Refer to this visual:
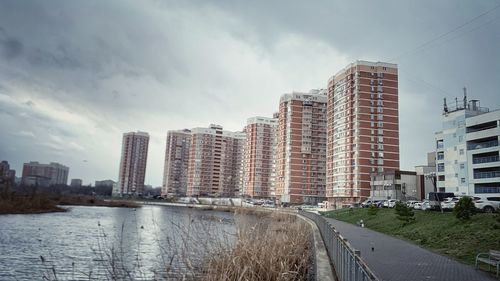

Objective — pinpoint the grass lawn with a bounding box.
[321,208,500,266]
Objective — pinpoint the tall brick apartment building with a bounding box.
[116,131,149,196]
[242,116,278,198]
[161,129,191,197]
[275,90,328,204]
[326,61,399,207]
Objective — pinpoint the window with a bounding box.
[460,163,465,169]
[461,178,465,184]
[437,163,445,172]
[459,149,464,155]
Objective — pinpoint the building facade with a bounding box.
[116,131,149,196]
[21,162,69,187]
[434,96,500,196]
[0,160,16,185]
[186,125,245,197]
[414,152,437,200]
[162,129,192,197]
[242,116,278,198]
[466,108,500,195]
[370,170,417,201]
[70,179,83,187]
[275,90,327,204]
[326,61,399,208]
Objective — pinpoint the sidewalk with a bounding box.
[324,218,496,281]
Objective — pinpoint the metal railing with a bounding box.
[473,171,500,179]
[299,211,380,281]
[472,155,499,164]
[467,140,498,150]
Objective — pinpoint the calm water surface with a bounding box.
[0,205,236,280]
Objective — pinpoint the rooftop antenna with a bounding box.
[443,98,448,113]
[463,87,467,109]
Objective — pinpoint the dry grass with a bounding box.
[0,191,65,215]
[203,210,312,281]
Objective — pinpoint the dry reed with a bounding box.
[203,210,312,281]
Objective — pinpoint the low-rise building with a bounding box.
[70,179,83,187]
[21,161,69,187]
[370,170,418,201]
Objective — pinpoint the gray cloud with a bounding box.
[0,0,499,185]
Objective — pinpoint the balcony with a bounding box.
[467,139,498,150]
[473,171,500,179]
[473,155,499,164]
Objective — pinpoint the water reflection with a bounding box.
[0,205,236,280]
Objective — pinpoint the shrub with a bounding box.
[394,201,415,225]
[368,204,379,216]
[453,197,477,221]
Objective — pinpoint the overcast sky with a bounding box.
[1,0,499,186]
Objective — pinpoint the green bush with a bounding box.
[394,201,415,225]
[368,204,379,216]
[453,197,477,221]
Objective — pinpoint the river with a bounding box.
[0,205,236,280]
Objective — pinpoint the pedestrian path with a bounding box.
[324,218,496,281]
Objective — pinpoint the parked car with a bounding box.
[428,192,455,209]
[440,197,460,210]
[474,196,500,213]
[384,199,399,208]
[413,202,423,210]
[406,200,419,208]
[361,200,373,208]
[421,200,431,211]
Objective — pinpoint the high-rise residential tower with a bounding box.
[326,61,399,207]
[162,129,191,197]
[186,124,245,197]
[116,131,149,196]
[275,90,328,204]
[242,116,278,198]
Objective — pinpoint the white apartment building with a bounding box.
[435,97,499,197]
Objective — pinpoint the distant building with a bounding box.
[21,162,69,187]
[435,94,499,196]
[414,152,437,200]
[242,116,278,198]
[116,131,149,196]
[0,160,16,185]
[186,124,245,197]
[162,129,191,197]
[326,61,400,207]
[95,179,116,187]
[370,170,417,201]
[275,90,328,204]
[70,179,83,187]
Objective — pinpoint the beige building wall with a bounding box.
[186,124,244,197]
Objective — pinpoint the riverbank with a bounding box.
[0,193,66,215]
[321,208,500,265]
[0,194,138,215]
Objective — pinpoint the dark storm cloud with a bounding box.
[0,37,23,59]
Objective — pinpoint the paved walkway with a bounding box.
[324,218,497,281]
